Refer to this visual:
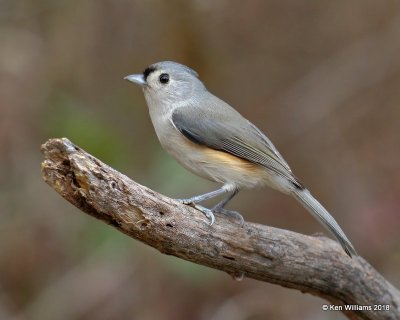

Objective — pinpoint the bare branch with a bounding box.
[41,138,400,320]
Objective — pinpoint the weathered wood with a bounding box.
[41,138,400,320]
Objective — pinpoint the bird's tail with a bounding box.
[291,188,357,257]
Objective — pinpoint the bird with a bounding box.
[124,61,357,257]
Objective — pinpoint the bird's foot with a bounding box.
[194,204,215,225]
[176,199,215,225]
[176,198,195,205]
[212,206,244,226]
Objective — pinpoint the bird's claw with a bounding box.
[194,205,215,225]
[176,197,244,226]
[176,199,215,225]
[212,206,244,226]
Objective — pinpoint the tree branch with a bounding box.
[41,138,399,320]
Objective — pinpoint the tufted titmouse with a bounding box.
[124,61,357,257]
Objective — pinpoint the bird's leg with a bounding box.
[176,187,228,205]
[176,187,230,225]
[212,189,238,208]
[211,189,244,225]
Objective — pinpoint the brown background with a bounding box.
[1,1,399,319]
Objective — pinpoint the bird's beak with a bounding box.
[124,74,147,86]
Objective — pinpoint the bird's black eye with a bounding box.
[159,73,169,84]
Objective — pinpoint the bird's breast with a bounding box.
[149,112,271,189]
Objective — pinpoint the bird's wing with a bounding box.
[171,106,303,189]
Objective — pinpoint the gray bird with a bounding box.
[124,61,357,257]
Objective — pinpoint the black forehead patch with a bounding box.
[143,66,157,81]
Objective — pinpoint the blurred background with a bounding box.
[1,1,400,319]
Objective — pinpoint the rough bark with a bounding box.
[41,138,400,320]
